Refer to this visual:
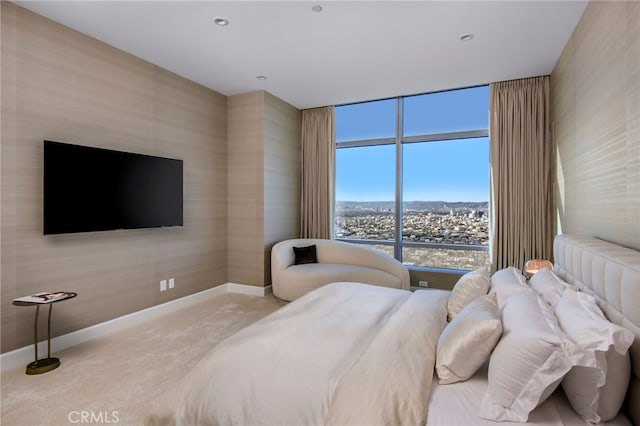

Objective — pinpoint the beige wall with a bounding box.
[263,92,302,284]
[227,92,265,286]
[1,3,228,352]
[409,269,462,291]
[227,91,301,287]
[551,1,639,251]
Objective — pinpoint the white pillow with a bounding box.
[489,267,529,308]
[479,290,575,422]
[447,266,490,321]
[529,268,574,308]
[555,289,634,423]
[436,293,502,384]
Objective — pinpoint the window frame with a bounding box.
[335,87,490,271]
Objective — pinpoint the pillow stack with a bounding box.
[555,288,634,423]
[477,267,634,423]
[479,289,575,422]
[529,268,634,422]
[437,266,528,388]
[440,265,634,423]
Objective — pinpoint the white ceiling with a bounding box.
[14,1,588,110]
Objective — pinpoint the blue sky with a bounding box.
[335,86,489,202]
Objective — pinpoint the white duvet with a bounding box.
[148,282,449,426]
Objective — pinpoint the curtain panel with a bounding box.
[300,106,335,239]
[489,76,553,271]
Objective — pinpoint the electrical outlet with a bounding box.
[169,278,175,289]
[418,280,429,288]
[160,280,167,291]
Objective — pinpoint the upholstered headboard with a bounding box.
[553,234,640,425]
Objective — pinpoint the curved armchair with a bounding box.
[271,239,410,301]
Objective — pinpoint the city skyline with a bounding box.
[335,201,489,270]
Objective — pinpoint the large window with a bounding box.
[335,86,489,270]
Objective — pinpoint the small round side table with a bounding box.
[13,292,77,375]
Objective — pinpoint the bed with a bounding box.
[148,234,639,425]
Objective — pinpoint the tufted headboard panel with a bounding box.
[553,234,640,425]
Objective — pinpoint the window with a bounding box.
[335,86,489,270]
[335,144,395,242]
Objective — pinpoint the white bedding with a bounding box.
[148,282,449,426]
[428,363,631,426]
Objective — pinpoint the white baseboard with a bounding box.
[1,282,272,373]
[228,283,272,296]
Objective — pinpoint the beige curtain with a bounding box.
[300,106,335,239]
[489,76,553,271]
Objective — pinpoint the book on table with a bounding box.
[13,291,75,304]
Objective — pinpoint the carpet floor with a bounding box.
[1,291,286,426]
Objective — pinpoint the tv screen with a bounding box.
[44,140,183,235]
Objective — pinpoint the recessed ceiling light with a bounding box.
[256,75,267,80]
[460,33,474,42]
[311,5,323,12]
[213,17,229,27]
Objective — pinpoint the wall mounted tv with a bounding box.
[44,140,183,235]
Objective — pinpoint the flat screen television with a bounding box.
[44,140,183,235]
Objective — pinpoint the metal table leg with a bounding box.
[25,304,60,375]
